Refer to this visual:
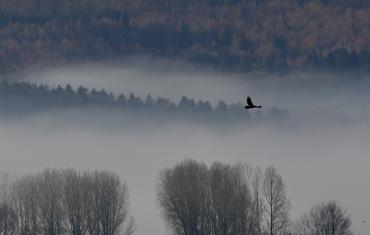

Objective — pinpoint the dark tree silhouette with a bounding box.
[295,200,353,235]
[0,169,134,235]
[0,80,289,125]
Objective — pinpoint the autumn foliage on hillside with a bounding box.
[0,0,369,73]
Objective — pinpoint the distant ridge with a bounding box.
[0,0,369,73]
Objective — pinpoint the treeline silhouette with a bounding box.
[0,0,369,73]
[0,80,288,124]
[0,161,353,234]
[0,169,134,235]
[157,160,354,235]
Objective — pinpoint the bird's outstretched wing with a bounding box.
[247,97,254,106]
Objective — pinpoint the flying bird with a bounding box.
[244,97,262,109]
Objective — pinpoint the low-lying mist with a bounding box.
[1,118,369,234]
[16,58,370,126]
[1,58,370,234]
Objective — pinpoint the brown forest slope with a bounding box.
[0,0,369,73]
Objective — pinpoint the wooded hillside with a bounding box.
[0,0,369,73]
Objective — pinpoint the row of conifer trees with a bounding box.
[0,80,288,123]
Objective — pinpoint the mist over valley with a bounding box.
[1,0,369,234]
[0,60,369,234]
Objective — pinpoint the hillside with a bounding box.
[0,0,369,73]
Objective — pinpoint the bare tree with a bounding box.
[262,166,290,235]
[36,169,65,235]
[10,175,40,235]
[0,175,16,235]
[0,203,16,235]
[85,171,132,235]
[61,169,88,235]
[157,160,256,235]
[295,200,353,235]
[1,169,133,235]
[208,162,252,235]
[157,159,209,235]
[249,167,264,235]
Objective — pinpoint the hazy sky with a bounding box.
[2,59,370,234]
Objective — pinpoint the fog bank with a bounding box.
[1,59,369,234]
[17,59,370,126]
[0,115,368,234]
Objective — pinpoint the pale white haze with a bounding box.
[2,58,370,234]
